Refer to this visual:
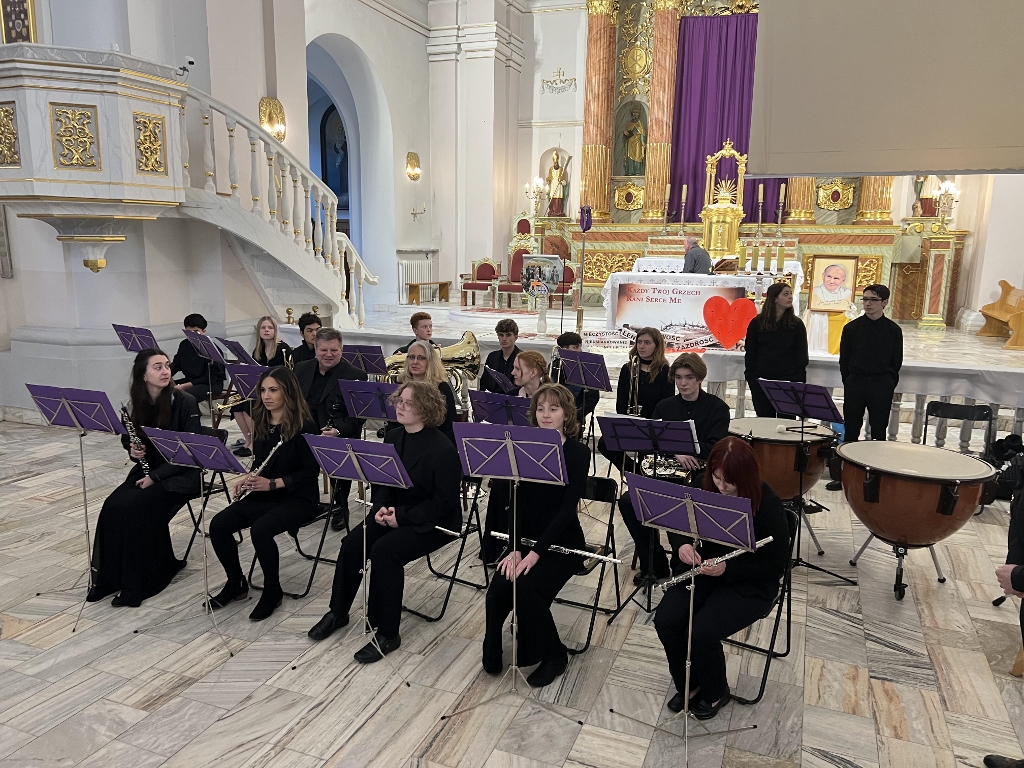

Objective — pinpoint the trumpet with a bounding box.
[626,354,641,416]
[550,345,562,383]
[660,536,775,591]
[214,393,250,413]
[119,406,150,477]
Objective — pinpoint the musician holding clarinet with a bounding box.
[208,367,321,621]
[88,348,201,607]
[654,437,790,719]
[482,383,589,688]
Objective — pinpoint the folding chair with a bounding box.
[247,508,335,600]
[403,477,490,622]
[554,476,623,655]
[922,400,994,456]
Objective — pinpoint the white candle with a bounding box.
[779,182,786,204]
[758,183,764,203]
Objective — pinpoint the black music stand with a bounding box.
[484,365,515,394]
[183,329,225,416]
[25,385,127,631]
[442,422,571,720]
[112,324,158,353]
[338,379,398,421]
[216,337,259,366]
[341,345,388,377]
[758,379,855,586]
[135,428,248,652]
[558,349,612,471]
[469,390,531,426]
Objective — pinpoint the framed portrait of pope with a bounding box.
[807,256,858,313]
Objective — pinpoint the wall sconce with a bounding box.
[406,151,421,181]
[259,97,286,142]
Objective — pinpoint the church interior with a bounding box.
[2,0,1024,766]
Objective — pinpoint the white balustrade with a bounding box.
[292,172,303,244]
[226,119,240,202]
[279,158,292,234]
[303,178,313,255]
[312,188,324,263]
[248,129,262,218]
[179,98,190,188]
[200,102,216,193]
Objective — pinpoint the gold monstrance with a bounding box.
[699,139,747,260]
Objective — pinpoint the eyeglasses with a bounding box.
[861,297,883,303]
[407,355,429,362]
[395,398,416,409]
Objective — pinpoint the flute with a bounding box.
[233,440,284,502]
[488,531,622,564]
[659,536,774,591]
[120,406,150,477]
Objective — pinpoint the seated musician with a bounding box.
[482,383,590,687]
[232,315,292,457]
[552,331,600,423]
[171,313,224,405]
[618,353,730,583]
[88,348,201,607]
[511,349,551,399]
[385,340,457,446]
[481,318,521,393]
[307,382,462,662]
[208,367,321,621]
[290,312,322,366]
[654,436,789,719]
[394,311,441,354]
[598,327,674,472]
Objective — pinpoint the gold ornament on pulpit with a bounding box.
[699,139,747,260]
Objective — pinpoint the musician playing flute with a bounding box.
[655,437,789,719]
[208,366,320,622]
[619,353,730,583]
[307,381,462,662]
[88,348,201,608]
[482,383,589,688]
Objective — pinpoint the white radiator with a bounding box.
[398,258,434,303]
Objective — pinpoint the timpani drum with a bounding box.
[728,417,836,500]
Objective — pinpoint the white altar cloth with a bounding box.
[634,257,804,285]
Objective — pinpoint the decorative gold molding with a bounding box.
[49,103,100,170]
[133,112,167,175]
[0,102,20,167]
[55,235,126,242]
[651,0,682,10]
[586,0,618,15]
[682,0,757,14]
[618,2,653,102]
[259,96,286,142]
[817,178,854,211]
[1,0,35,43]
[614,181,645,211]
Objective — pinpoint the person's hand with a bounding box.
[374,507,389,525]
[174,382,187,390]
[382,510,398,528]
[234,478,247,497]
[995,564,1024,597]
[135,476,155,489]
[701,561,726,577]
[679,544,701,566]
[129,443,146,460]
[499,551,530,579]
[321,427,339,437]
[674,454,701,470]
[241,476,272,493]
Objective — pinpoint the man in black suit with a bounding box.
[294,327,367,530]
[481,318,521,393]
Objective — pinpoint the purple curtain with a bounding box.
[667,14,785,225]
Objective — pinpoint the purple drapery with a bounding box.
[667,14,785,225]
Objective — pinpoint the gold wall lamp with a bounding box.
[406,151,421,181]
[259,97,286,142]
[56,234,126,272]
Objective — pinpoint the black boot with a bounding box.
[526,649,568,687]
[86,584,116,603]
[330,505,349,532]
[207,577,248,609]
[249,585,283,621]
[482,636,503,674]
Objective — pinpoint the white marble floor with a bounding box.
[1,393,1022,768]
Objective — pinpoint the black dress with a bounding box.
[598,361,675,471]
[91,390,201,603]
[209,421,321,592]
[384,381,458,447]
[743,317,808,418]
[254,340,291,367]
[328,426,462,638]
[484,437,589,665]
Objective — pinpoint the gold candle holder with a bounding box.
[776,246,785,273]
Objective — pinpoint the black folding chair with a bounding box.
[922,400,994,456]
[247,508,335,600]
[555,476,623,655]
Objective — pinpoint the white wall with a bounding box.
[963,174,1024,309]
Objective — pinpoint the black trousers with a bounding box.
[619,492,671,578]
[92,469,191,600]
[209,495,318,591]
[654,577,774,702]
[329,514,450,638]
[485,549,582,666]
[598,436,634,475]
[843,375,894,442]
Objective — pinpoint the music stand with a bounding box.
[183,329,225,415]
[25,385,126,630]
[225,363,265,403]
[442,422,571,721]
[599,415,700,618]
[468,390,531,426]
[302,434,412,679]
[112,324,159,353]
[557,349,612,470]
[216,337,259,366]
[341,345,388,377]
[617,472,761,754]
[758,379,855,586]
[484,365,515,394]
[338,380,398,421]
[135,428,248,651]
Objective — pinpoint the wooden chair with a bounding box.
[547,262,578,309]
[978,280,1024,350]
[497,249,529,307]
[460,258,501,307]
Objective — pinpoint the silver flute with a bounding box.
[659,536,774,591]
[120,406,150,477]
[233,440,284,502]
[487,531,622,564]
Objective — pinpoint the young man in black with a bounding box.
[291,313,322,366]
[171,313,224,406]
[394,312,441,355]
[551,331,600,422]
[481,318,521,393]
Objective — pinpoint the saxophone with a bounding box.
[119,406,150,478]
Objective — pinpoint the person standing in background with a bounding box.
[744,283,808,418]
[682,237,712,274]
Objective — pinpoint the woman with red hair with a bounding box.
[654,436,790,720]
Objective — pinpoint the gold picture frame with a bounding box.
[807,255,858,313]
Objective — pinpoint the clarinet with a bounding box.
[659,536,775,591]
[120,406,150,478]
[233,440,284,502]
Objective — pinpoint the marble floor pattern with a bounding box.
[1,405,1022,768]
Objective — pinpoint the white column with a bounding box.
[428,11,461,285]
[963,174,1024,310]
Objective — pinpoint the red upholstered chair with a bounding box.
[497,248,529,307]
[460,259,501,307]
[547,263,577,309]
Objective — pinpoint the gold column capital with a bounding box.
[651,0,682,12]
[855,175,895,226]
[587,0,618,15]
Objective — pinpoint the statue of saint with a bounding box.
[545,151,568,217]
[623,108,646,176]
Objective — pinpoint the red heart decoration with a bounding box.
[703,296,758,350]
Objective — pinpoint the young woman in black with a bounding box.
[88,348,201,607]
[208,366,320,621]
[743,282,808,418]
[598,327,674,471]
[307,381,463,662]
[233,316,293,457]
[483,383,590,688]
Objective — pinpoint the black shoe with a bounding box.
[825,479,843,492]
[111,593,141,608]
[86,585,116,603]
[233,446,252,457]
[692,690,730,720]
[526,651,568,687]
[354,632,401,663]
[249,586,283,621]
[330,507,349,532]
[984,757,1024,768]
[207,577,248,610]
[632,570,668,587]
[667,689,700,713]
[308,611,349,641]
[482,637,503,674]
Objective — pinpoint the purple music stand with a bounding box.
[338,380,398,420]
[226,363,266,401]
[183,329,225,363]
[216,337,258,366]
[557,349,612,392]
[304,434,412,489]
[113,324,159,353]
[469,390,531,426]
[342,345,388,377]
[25,385,127,629]
[484,365,515,394]
[598,415,699,457]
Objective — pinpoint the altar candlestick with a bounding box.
[776,245,785,273]
[758,183,764,203]
[738,244,748,271]
[779,182,786,204]
[678,184,688,235]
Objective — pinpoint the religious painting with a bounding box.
[522,256,564,297]
[807,256,858,313]
[320,105,349,211]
